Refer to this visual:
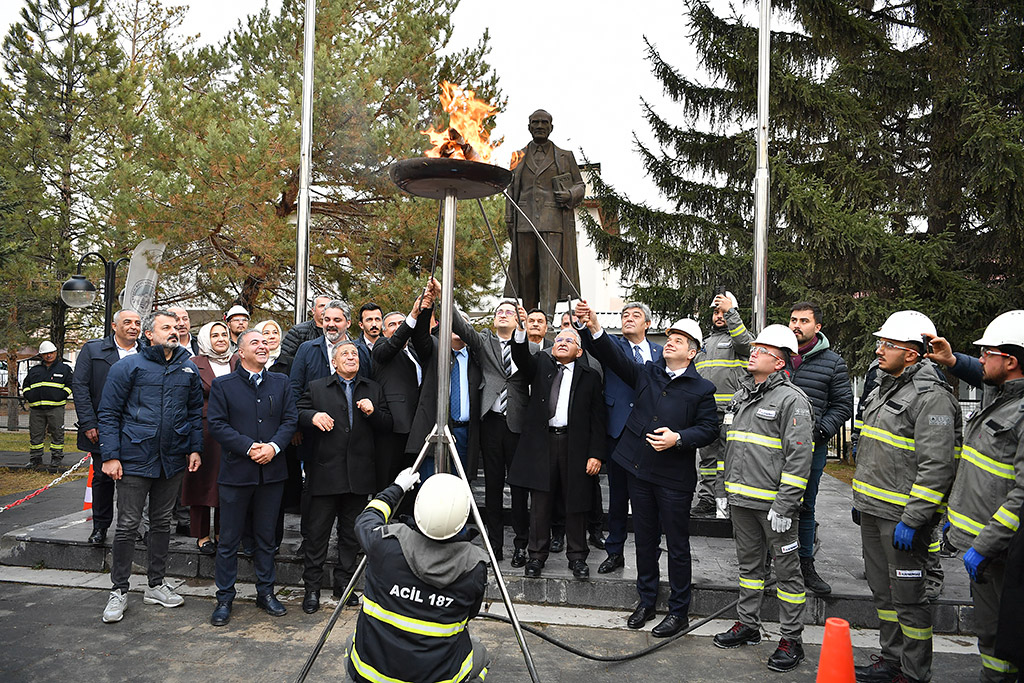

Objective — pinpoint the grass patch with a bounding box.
[0,467,86,497]
[0,430,78,452]
[825,460,855,486]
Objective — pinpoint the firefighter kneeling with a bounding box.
[344,469,490,683]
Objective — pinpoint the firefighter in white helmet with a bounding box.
[344,469,490,683]
[712,324,812,672]
[924,310,1024,682]
[852,311,961,683]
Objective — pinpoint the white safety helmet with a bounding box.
[665,318,703,347]
[973,310,1024,348]
[872,310,936,344]
[224,304,249,321]
[753,324,798,354]
[709,291,739,309]
[414,473,472,541]
[38,341,57,354]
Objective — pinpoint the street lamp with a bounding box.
[60,252,130,334]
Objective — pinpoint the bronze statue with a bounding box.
[504,110,585,315]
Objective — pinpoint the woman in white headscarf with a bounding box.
[181,321,236,554]
[254,319,283,369]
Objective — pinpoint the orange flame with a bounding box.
[509,150,524,170]
[421,82,501,164]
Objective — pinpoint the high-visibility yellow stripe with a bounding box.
[351,644,474,683]
[361,597,467,638]
[726,430,783,449]
[854,419,864,430]
[954,446,962,459]
[729,324,748,338]
[716,461,725,472]
[25,381,70,391]
[948,508,985,535]
[27,400,68,407]
[50,444,64,451]
[993,505,1020,532]
[852,479,910,506]
[860,425,915,451]
[780,472,808,490]
[981,654,1019,673]
[365,499,392,520]
[699,468,718,477]
[777,589,806,605]
[714,393,735,403]
[899,622,932,641]
[928,540,940,553]
[696,359,747,369]
[961,446,1015,480]
[479,666,488,680]
[909,484,945,505]
[739,577,765,590]
[877,609,898,622]
[726,481,778,501]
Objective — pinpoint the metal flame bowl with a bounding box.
[389,158,512,200]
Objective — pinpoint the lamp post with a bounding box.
[60,253,131,335]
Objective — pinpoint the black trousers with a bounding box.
[529,432,587,563]
[216,481,284,603]
[90,452,116,530]
[480,412,529,551]
[302,493,366,593]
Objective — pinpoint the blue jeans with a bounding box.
[628,473,693,616]
[798,441,828,558]
[110,470,184,593]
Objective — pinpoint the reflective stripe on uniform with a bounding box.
[699,467,718,477]
[27,400,68,407]
[696,359,747,370]
[993,505,1020,532]
[726,430,783,450]
[780,472,808,490]
[729,324,748,338]
[365,499,392,520]
[854,419,864,431]
[739,577,764,590]
[776,588,806,605]
[50,443,64,451]
[909,483,944,505]
[947,507,985,536]
[726,481,778,501]
[361,597,468,638]
[961,446,1015,480]
[877,609,898,622]
[25,381,71,393]
[714,393,735,403]
[860,425,915,451]
[716,461,724,472]
[351,644,474,683]
[899,622,932,641]
[852,479,910,506]
[928,540,940,553]
[981,654,1019,673]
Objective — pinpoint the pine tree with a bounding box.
[582,0,1024,372]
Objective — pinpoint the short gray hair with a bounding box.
[143,310,176,334]
[621,302,652,323]
[324,299,350,319]
[236,328,263,348]
[113,309,139,325]
[331,339,358,359]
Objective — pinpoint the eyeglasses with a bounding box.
[553,336,578,345]
[876,339,916,353]
[750,346,784,363]
[981,347,1013,360]
[495,310,517,317]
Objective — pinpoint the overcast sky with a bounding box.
[1,0,743,207]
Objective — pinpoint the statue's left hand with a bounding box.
[554,189,571,206]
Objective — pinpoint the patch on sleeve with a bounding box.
[756,408,777,420]
[928,415,952,426]
[794,408,811,417]
[894,569,922,579]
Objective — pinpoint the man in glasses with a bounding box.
[852,311,960,683]
[925,310,1024,682]
[713,324,811,672]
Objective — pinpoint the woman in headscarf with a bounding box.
[254,319,283,369]
[180,321,236,554]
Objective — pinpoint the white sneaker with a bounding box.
[143,582,184,608]
[102,589,128,623]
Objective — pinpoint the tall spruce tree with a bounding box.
[582,0,1024,372]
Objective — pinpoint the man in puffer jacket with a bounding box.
[788,301,854,594]
[852,311,960,683]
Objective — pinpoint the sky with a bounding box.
[0,0,743,207]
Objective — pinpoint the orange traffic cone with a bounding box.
[816,617,855,682]
[83,462,94,511]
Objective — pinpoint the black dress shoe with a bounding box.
[510,548,528,568]
[334,589,360,607]
[549,536,565,553]
[598,553,625,574]
[302,590,320,614]
[256,593,287,617]
[524,559,543,578]
[210,602,232,626]
[766,638,805,672]
[569,560,590,580]
[651,614,688,638]
[196,538,216,556]
[88,528,107,545]
[627,604,656,629]
[588,530,606,549]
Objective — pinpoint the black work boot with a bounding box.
[713,621,761,649]
[800,556,832,595]
[854,654,901,682]
[691,498,716,516]
[766,638,805,672]
[28,452,43,469]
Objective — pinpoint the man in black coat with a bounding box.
[508,325,605,579]
[71,309,142,545]
[297,340,394,614]
[206,329,298,626]
[273,293,331,376]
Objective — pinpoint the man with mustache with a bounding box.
[354,302,383,374]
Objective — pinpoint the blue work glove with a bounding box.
[851,507,861,526]
[963,547,988,583]
[892,521,916,551]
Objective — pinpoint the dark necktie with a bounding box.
[549,364,565,419]
[450,351,462,421]
[343,379,354,428]
[497,341,511,414]
[250,372,262,387]
[633,345,643,364]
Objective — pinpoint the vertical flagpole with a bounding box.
[294,0,316,325]
[752,0,771,334]
[432,190,457,473]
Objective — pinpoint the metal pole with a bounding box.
[293,0,317,326]
[432,189,457,473]
[752,0,771,334]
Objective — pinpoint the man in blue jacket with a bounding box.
[207,328,298,626]
[97,310,203,624]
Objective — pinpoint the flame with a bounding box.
[421,82,501,164]
[509,150,524,170]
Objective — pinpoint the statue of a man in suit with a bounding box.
[505,110,586,315]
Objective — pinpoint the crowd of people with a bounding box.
[23,285,1021,683]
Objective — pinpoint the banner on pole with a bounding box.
[121,239,166,314]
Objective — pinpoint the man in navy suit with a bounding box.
[207,329,298,626]
[290,300,359,403]
[72,309,142,546]
[579,301,663,573]
[577,301,718,638]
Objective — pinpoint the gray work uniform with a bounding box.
[723,370,813,640]
[853,360,960,683]
[947,378,1024,682]
[694,306,753,501]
